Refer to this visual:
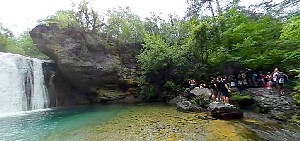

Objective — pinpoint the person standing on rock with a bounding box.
[277,72,288,95]
[189,79,196,90]
[264,72,272,89]
[271,68,280,89]
[210,77,218,103]
[216,76,231,105]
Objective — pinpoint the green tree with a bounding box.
[104,7,145,44]
[38,10,79,29]
[0,23,24,54]
[18,31,47,58]
[137,34,187,99]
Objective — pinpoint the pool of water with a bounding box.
[0,104,128,141]
[0,103,299,141]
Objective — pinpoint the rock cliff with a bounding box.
[30,24,141,102]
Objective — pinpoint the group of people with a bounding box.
[188,67,289,105]
[189,76,232,106]
[235,67,288,95]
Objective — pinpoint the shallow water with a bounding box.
[0,104,127,141]
[0,104,299,141]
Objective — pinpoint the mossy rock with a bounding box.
[231,94,252,101]
[230,94,255,108]
[273,111,294,122]
[290,114,300,125]
[292,93,300,106]
[125,78,136,85]
[96,89,127,101]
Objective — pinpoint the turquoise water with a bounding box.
[0,104,128,141]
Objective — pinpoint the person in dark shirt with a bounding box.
[210,77,218,103]
[216,76,231,105]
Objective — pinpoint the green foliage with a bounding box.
[0,23,24,55]
[38,10,79,29]
[289,69,300,105]
[138,34,184,73]
[104,7,145,44]
[280,16,300,41]
[0,22,46,58]
[191,95,209,106]
[18,31,47,58]
[0,35,24,55]
[230,95,252,102]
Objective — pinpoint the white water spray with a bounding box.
[0,52,49,114]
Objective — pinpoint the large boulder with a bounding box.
[208,102,244,119]
[30,25,141,100]
[176,100,205,113]
[246,88,298,121]
[168,96,186,105]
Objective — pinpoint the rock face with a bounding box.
[42,61,90,106]
[208,102,244,119]
[30,25,141,101]
[246,88,298,121]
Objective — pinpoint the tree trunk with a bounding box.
[215,0,222,15]
[208,1,215,16]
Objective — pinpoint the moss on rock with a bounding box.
[96,89,127,101]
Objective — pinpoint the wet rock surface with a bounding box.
[208,102,244,119]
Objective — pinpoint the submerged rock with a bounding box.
[208,102,243,119]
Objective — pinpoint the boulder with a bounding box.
[208,102,244,119]
[176,100,205,113]
[183,87,211,100]
[177,101,193,113]
[168,96,186,105]
[246,88,297,121]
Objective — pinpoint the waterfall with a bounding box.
[32,58,49,109]
[0,52,49,114]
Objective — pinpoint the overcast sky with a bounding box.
[0,0,282,36]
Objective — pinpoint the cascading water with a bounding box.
[31,58,49,109]
[0,52,49,114]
